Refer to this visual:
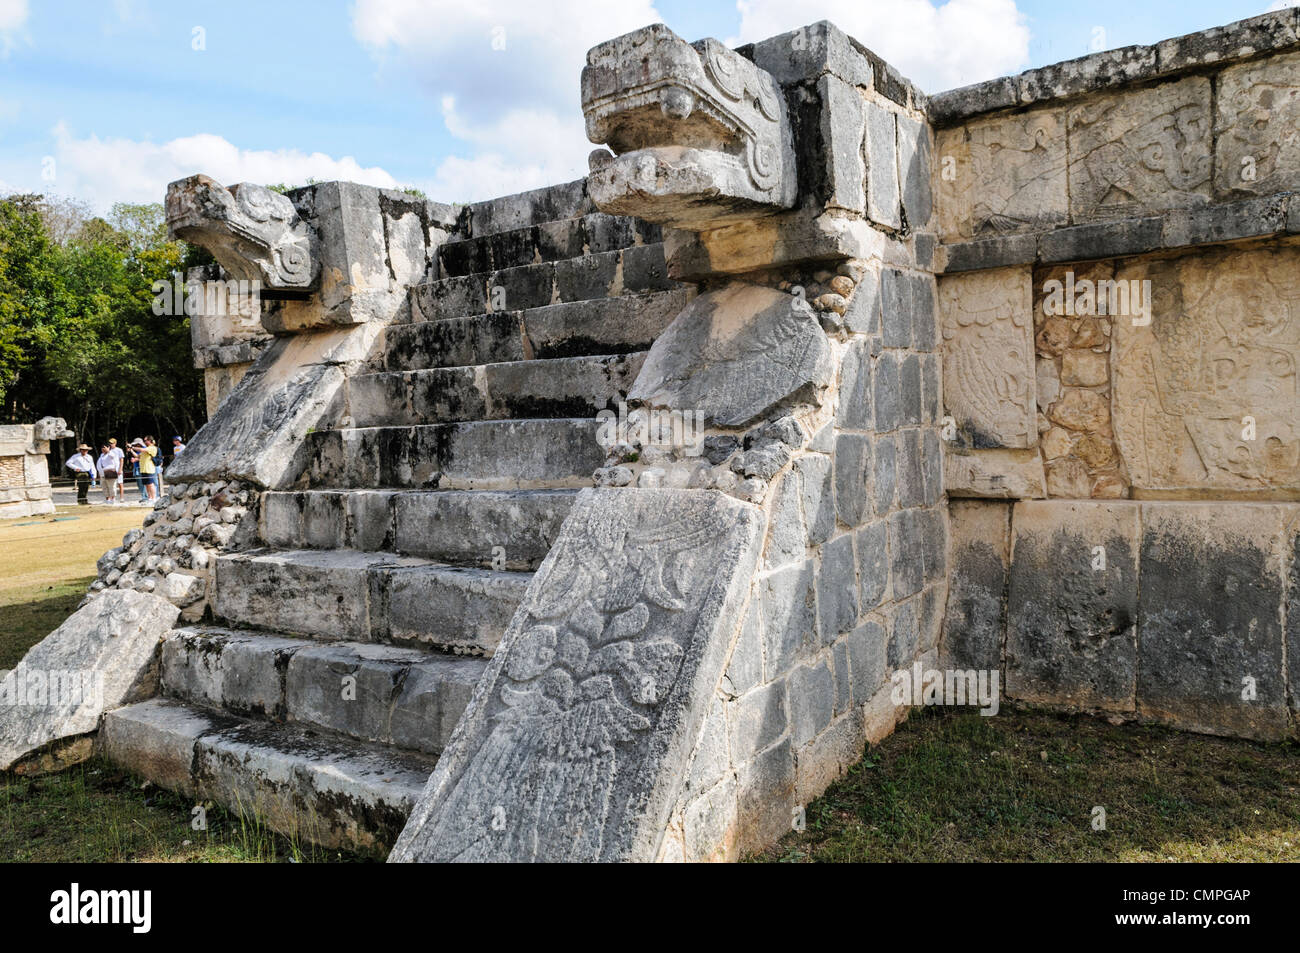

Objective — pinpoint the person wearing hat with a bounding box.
[65,444,97,505]
[137,436,160,502]
[107,438,126,502]
[96,442,119,504]
[172,435,186,464]
[128,438,149,504]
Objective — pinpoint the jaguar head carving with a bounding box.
[582,24,796,232]
[165,174,319,295]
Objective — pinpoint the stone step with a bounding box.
[159,626,487,756]
[100,697,435,853]
[348,352,645,427]
[260,488,578,570]
[411,244,674,321]
[381,289,689,371]
[303,417,604,490]
[464,177,593,238]
[213,548,530,654]
[438,211,661,278]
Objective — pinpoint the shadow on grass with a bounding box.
[0,578,94,670]
[756,706,1300,863]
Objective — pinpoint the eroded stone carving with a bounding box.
[629,282,833,428]
[1215,50,1300,196]
[582,24,796,231]
[936,110,1067,241]
[939,267,1037,448]
[166,174,319,292]
[391,487,763,862]
[1067,77,1212,222]
[1113,245,1300,496]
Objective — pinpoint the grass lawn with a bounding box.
[0,501,144,669]
[0,760,372,862]
[758,707,1300,862]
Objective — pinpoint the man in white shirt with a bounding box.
[96,443,120,504]
[65,445,96,505]
[108,438,126,501]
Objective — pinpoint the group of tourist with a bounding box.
[63,435,187,506]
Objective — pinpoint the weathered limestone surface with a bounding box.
[1112,245,1300,497]
[582,24,796,230]
[165,330,371,488]
[629,283,833,428]
[390,488,764,862]
[1215,50,1300,197]
[0,590,179,771]
[935,110,1067,241]
[939,266,1037,448]
[941,500,1009,672]
[945,448,1045,498]
[1138,503,1293,739]
[1006,501,1138,711]
[167,175,319,292]
[1066,77,1212,223]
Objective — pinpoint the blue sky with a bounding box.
[0,0,1287,210]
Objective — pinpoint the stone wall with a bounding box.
[933,9,1300,740]
[0,418,71,519]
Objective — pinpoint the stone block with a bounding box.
[864,103,900,229]
[872,350,901,433]
[794,709,864,806]
[1006,501,1139,711]
[734,738,795,856]
[896,113,933,230]
[856,520,890,612]
[630,283,833,429]
[1112,246,1300,496]
[945,448,1046,499]
[887,509,924,599]
[760,560,817,680]
[833,433,871,527]
[836,338,873,431]
[935,109,1067,241]
[1066,77,1211,223]
[1137,502,1291,739]
[870,433,897,514]
[939,266,1036,449]
[819,74,866,215]
[1,590,180,770]
[796,453,835,545]
[789,661,834,748]
[1214,49,1300,196]
[817,533,858,643]
[847,619,888,705]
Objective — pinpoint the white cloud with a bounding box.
[351,0,661,202]
[40,123,398,209]
[1267,1,1297,12]
[733,0,1031,92]
[0,0,29,55]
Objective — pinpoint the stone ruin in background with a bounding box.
[3,9,1300,861]
[0,417,72,519]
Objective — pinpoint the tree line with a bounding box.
[0,193,210,452]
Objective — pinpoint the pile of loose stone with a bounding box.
[87,479,260,621]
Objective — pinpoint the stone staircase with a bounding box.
[100,186,692,853]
